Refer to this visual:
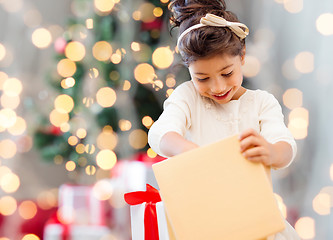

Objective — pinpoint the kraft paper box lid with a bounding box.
[152,135,285,240]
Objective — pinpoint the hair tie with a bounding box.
[177,13,249,48]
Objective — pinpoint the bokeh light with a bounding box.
[316,13,333,36]
[129,129,148,149]
[65,161,76,171]
[242,55,261,78]
[65,41,86,61]
[61,77,76,89]
[85,165,96,175]
[89,68,99,79]
[152,47,174,69]
[68,136,79,146]
[134,63,156,84]
[96,87,117,108]
[1,94,20,109]
[166,75,176,88]
[86,18,94,29]
[138,3,155,23]
[110,53,122,64]
[283,0,303,14]
[283,88,303,110]
[94,0,115,14]
[49,109,69,127]
[0,196,17,216]
[153,7,163,17]
[96,149,117,170]
[3,77,23,96]
[37,190,58,210]
[294,51,314,74]
[85,144,95,154]
[97,127,118,150]
[19,200,38,220]
[22,234,40,240]
[288,107,309,139]
[295,217,315,239]
[142,116,153,128]
[0,172,20,193]
[76,143,85,154]
[147,148,157,158]
[92,179,113,200]
[7,117,27,136]
[31,28,52,49]
[122,80,131,91]
[54,94,74,113]
[57,58,77,77]
[0,139,17,159]
[92,41,112,61]
[0,108,17,128]
[312,192,330,215]
[76,128,87,139]
[131,42,140,51]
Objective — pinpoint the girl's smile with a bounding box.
[188,53,246,104]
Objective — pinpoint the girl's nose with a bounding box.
[210,78,226,94]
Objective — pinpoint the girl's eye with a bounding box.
[197,77,209,82]
[222,71,233,77]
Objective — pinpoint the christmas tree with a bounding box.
[33,0,186,179]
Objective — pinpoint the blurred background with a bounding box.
[0,0,332,239]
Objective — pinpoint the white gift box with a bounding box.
[130,201,171,240]
[43,224,112,240]
[58,184,105,225]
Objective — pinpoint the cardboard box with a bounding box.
[153,135,285,240]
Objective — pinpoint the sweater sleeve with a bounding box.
[258,90,297,168]
[148,82,195,157]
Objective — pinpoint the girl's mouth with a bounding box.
[212,89,231,100]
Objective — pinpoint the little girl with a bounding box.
[148,0,299,239]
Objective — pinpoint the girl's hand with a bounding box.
[239,128,275,167]
[160,131,199,157]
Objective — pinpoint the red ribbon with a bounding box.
[124,184,162,240]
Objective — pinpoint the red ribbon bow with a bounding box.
[124,184,162,240]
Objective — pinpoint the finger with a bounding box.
[244,156,265,164]
[239,128,258,140]
[239,135,262,152]
[242,146,267,158]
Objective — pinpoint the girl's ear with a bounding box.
[241,47,246,65]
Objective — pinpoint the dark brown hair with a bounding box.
[169,0,246,66]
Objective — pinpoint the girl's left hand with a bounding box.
[239,128,275,167]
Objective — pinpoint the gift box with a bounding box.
[153,135,285,240]
[44,223,112,240]
[57,184,105,225]
[124,184,176,240]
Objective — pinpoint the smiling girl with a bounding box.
[148,0,299,239]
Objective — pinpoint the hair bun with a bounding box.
[169,0,227,27]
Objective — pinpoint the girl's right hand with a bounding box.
[160,132,199,157]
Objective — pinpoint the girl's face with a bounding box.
[188,54,245,104]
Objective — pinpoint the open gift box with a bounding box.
[152,135,285,240]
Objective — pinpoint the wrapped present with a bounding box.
[44,223,112,240]
[58,184,106,225]
[124,184,176,240]
[153,135,285,240]
[43,203,112,240]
